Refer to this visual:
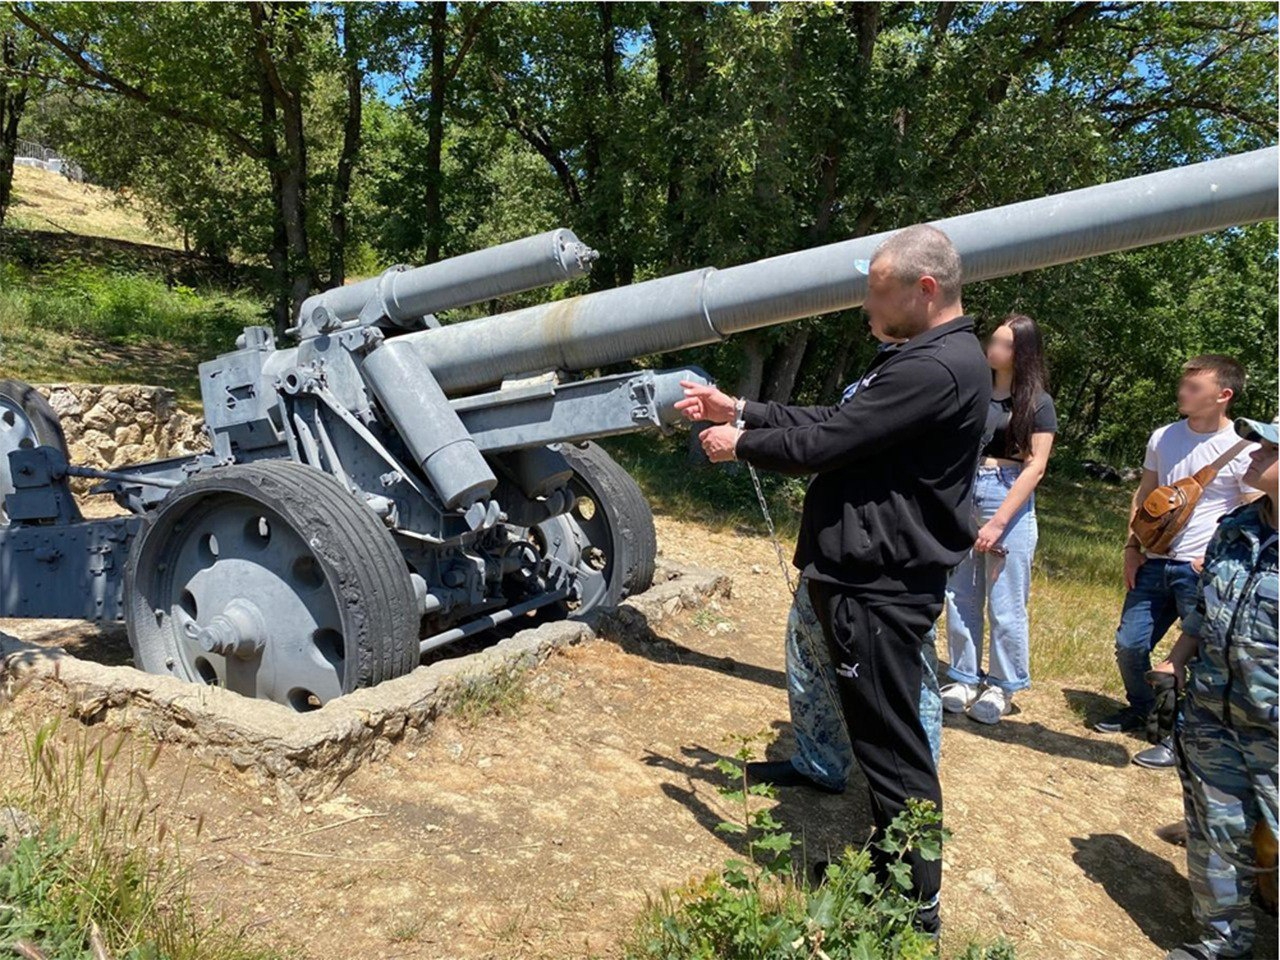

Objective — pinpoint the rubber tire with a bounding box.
[125,461,420,696]
[556,441,657,607]
[0,379,69,451]
[0,379,76,525]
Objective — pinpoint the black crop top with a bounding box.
[980,391,1057,461]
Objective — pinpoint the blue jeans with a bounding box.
[945,466,1038,693]
[1114,557,1200,712]
[784,578,942,791]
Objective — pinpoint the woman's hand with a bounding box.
[676,381,738,424]
[975,517,1008,553]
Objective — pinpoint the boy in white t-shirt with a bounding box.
[1095,355,1257,768]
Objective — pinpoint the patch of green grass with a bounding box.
[603,431,808,537]
[0,717,299,960]
[0,259,267,404]
[445,667,531,727]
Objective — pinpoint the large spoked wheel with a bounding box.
[0,379,74,525]
[125,461,419,710]
[544,442,656,616]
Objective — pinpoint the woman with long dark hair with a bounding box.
[942,314,1057,723]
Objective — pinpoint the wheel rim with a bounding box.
[560,473,617,614]
[0,397,40,522]
[140,493,348,709]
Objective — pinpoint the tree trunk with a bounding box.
[328,6,363,288]
[278,20,315,315]
[735,332,768,401]
[250,7,291,334]
[0,33,32,231]
[818,325,857,402]
[762,328,811,405]
[424,1,447,263]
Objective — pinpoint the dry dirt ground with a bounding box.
[2,513,1276,960]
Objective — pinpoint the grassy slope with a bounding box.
[5,165,182,248]
[1,167,268,406]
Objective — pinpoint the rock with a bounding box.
[751,564,764,575]
[32,383,210,494]
[81,403,117,431]
[113,423,143,446]
[966,867,999,891]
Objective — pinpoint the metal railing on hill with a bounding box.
[13,138,85,182]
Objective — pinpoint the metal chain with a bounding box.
[745,459,848,715]
[746,461,795,596]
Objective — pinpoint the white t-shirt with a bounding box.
[1143,419,1256,561]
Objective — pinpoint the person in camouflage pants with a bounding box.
[1153,416,1278,960]
[782,579,942,792]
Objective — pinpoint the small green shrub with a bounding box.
[623,733,1015,960]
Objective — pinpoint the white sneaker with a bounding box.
[968,685,1012,724]
[940,682,978,714]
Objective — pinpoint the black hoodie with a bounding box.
[735,315,991,600]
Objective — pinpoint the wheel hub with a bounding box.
[185,598,266,659]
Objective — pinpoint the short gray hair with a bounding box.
[869,225,962,302]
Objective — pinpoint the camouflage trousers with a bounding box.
[1176,695,1279,957]
[784,576,943,792]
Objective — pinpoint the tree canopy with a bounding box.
[4,1,1277,462]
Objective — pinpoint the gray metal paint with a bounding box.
[406,147,1279,394]
[296,228,597,332]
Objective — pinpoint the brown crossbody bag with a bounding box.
[1131,440,1250,556]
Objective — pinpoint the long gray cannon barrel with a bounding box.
[405,147,1278,395]
[296,228,597,331]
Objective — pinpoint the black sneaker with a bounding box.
[1133,737,1177,769]
[1094,706,1147,733]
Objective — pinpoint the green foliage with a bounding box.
[9,1,1278,457]
[623,734,1007,960]
[0,260,264,346]
[0,259,266,401]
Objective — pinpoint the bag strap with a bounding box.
[1190,439,1251,488]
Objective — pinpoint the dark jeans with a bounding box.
[806,579,944,932]
[1114,558,1200,713]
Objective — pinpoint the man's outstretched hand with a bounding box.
[700,424,742,463]
[676,381,738,424]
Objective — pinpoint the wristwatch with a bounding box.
[733,396,746,429]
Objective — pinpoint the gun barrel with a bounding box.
[297,228,597,331]
[405,147,1277,395]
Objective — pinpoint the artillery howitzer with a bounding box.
[1,147,1275,710]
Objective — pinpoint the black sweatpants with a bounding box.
[806,578,944,930]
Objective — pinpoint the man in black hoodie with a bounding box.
[686,225,990,934]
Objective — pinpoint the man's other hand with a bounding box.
[1124,547,1146,591]
[676,381,738,424]
[700,424,742,463]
